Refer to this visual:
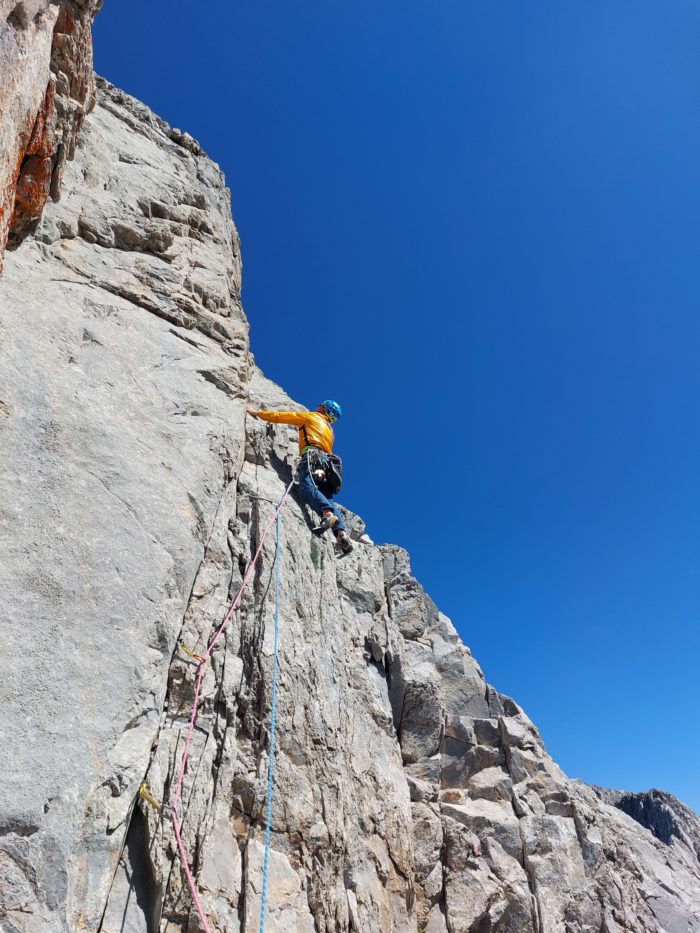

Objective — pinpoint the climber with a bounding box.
[245,400,353,555]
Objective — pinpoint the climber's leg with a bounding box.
[313,511,338,535]
[298,459,345,534]
[335,529,354,555]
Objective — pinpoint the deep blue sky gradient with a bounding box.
[94,2,700,810]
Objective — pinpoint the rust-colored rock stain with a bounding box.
[0,0,99,272]
[10,78,56,231]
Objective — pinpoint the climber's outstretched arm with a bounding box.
[246,408,310,426]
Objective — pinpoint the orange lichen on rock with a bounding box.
[53,3,76,35]
[12,155,54,224]
[10,79,56,229]
[0,109,36,272]
[0,0,99,272]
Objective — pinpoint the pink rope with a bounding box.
[171,664,206,808]
[166,479,294,930]
[202,482,294,661]
[171,809,211,932]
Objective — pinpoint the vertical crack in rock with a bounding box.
[98,803,160,933]
[499,717,544,933]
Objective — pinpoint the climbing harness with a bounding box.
[166,478,294,933]
[300,444,343,495]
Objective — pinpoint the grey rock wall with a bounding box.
[593,787,700,867]
[1,78,699,933]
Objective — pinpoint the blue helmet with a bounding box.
[321,399,342,423]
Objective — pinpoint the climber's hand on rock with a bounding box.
[246,407,260,418]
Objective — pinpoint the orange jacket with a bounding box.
[256,410,334,454]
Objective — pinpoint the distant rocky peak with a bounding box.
[594,786,700,864]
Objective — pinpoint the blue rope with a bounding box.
[259,504,282,933]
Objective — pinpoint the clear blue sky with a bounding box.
[94,2,700,811]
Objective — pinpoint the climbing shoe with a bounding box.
[313,511,338,536]
[336,531,354,556]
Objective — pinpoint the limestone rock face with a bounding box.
[593,787,700,870]
[1,72,700,933]
[0,0,102,267]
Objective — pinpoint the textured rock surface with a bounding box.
[1,75,700,933]
[0,0,102,268]
[594,787,700,867]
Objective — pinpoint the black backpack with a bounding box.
[322,453,343,494]
[303,426,343,494]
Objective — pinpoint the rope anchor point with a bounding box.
[139,782,162,811]
[180,643,206,664]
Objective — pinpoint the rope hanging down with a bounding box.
[259,506,282,933]
[168,478,294,933]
